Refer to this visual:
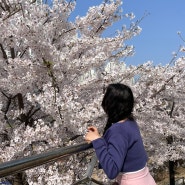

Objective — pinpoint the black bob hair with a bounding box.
[102,83,134,134]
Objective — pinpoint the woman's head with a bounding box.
[102,83,134,125]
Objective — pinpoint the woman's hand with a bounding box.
[84,126,101,143]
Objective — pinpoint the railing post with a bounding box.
[72,155,104,185]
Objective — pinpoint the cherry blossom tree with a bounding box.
[131,58,185,164]
[0,0,184,184]
[0,0,141,184]
[129,56,185,185]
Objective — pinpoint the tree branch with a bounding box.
[0,43,8,59]
[151,74,176,99]
[19,47,28,58]
[10,47,15,59]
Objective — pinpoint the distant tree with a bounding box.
[131,57,185,185]
[131,58,185,165]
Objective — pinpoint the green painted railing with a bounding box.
[0,142,93,178]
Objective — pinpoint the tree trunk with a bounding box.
[169,160,175,185]
[13,172,28,185]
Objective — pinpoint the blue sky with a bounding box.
[68,0,185,66]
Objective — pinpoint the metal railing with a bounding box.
[0,142,184,185]
[0,142,93,178]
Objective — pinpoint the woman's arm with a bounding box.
[85,126,128,179]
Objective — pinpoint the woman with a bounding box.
[85,83,156,185]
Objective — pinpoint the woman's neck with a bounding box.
[117,118,128,123]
